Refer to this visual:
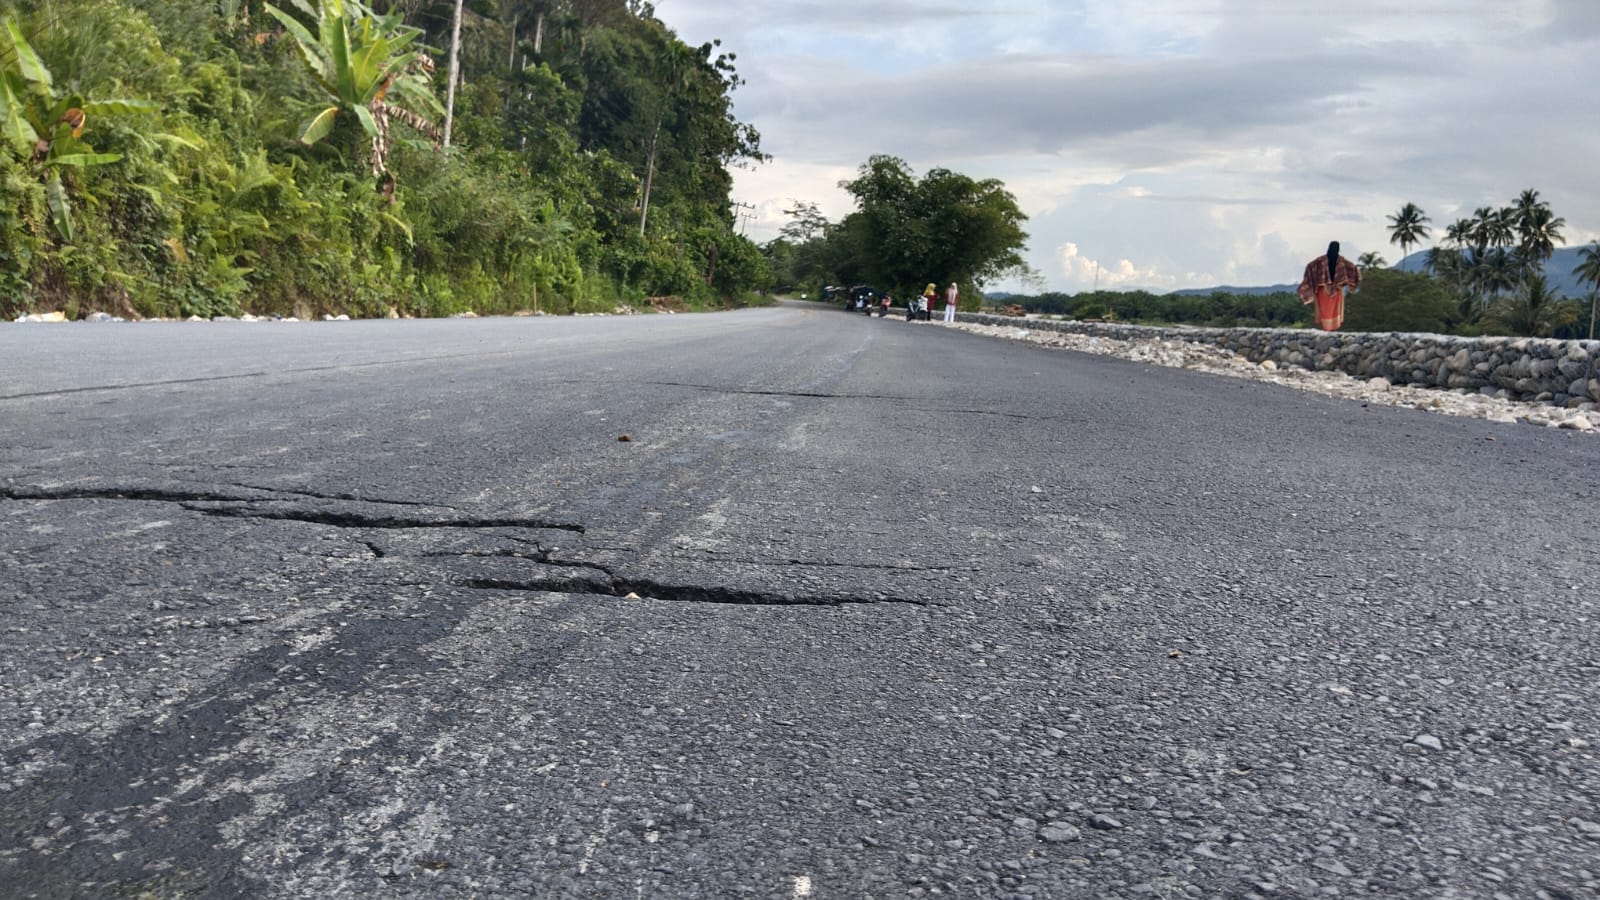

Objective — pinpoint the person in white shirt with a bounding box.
[943,282,959,323]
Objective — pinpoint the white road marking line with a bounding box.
[577,807,614,875]
[793,874,814,898]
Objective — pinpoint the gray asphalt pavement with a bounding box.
[2,303,1597,898]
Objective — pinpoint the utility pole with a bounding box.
[732,201,756,235]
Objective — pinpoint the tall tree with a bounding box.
[443,0,465,146]
[1574,242,1600,294]
[1469,205,1512,253]
[1515,204,1565,270]
[1575,243,1600,340]
[1357,251,1386,268]
[838,155,1029,301]
[779,200,829,243]
[1386,202,1430,261]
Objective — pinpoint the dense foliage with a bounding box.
[1387,191,1593,338]
[0,0,770,320]
[1008,288,1309,329]
[1003,268,1593,339]
[764,155,1031,308]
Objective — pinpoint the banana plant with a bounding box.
[265,0,444,180]
[0,17,156,241]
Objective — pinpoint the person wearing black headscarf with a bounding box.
[1298,241,1362,331]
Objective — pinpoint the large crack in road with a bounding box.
[1,481,934,608]
[0,478,941,893]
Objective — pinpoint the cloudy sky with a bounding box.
[656,0,1598,294]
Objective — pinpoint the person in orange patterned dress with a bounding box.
[1298,241,1362,331]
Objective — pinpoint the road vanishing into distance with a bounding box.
[2,303,1597,899]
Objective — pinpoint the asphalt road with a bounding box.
[2,303,1597,899]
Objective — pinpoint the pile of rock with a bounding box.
[952,317,1598,432]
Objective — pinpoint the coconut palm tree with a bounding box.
[1484,274,1579,337]
[1575,242,1600,293]
[1444,218,1474,248]
[1516,204,1565,269]
[1575,244,1600,339]
[1469,206,1513,253]
[1512,188,1544,231]
[1357,251,1387,268]
[1475,248,1521,302]
[1386,202,1430,262]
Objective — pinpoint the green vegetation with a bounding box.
[1003,189,1587,339]
[1003,288,1309,329]
[762,155,1031,308]
[1403,190,1581,335]
[0,0,770,320]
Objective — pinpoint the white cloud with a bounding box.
[1057,243,1185,290]
[661,0,1600,293]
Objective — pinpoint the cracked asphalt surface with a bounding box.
[2,303,1598,899]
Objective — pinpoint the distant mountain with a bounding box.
[1172,245,1596,299]
[1393,245,1592,298]
[1170,283,1296,297]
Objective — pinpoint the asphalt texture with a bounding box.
[1,302,1597,899]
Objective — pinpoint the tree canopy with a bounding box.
[0,0,772,320]
[764,155,1030,307]
[838,155,1030,304]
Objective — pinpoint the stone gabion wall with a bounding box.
[960,314,1600,408]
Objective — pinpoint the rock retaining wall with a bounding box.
[961,314,1600,408]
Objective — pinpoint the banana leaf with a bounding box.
[298,106,340,144]
[81,99,160,117]
[45,152,122,167]
[44,171,72,242]
[3,17,53,92]
[0,75,39,155]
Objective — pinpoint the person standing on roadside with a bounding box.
[943,282,959,323]
[1297,242,1361,331]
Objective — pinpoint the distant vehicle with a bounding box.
[848,284,880,314]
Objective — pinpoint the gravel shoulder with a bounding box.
[948,320,1599,432]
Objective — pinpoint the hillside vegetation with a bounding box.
[0,0,769,320]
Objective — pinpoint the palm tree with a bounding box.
[1575,243,1600,339]
[1575,242,1600,292]
[1516,204,1566,269]
[1483,274,1579,337]
[1475,248,1521,302]
[1357,251,1387,268]
[1444,218,1474,248]
[1512,188,1545,233]
[1386,202,1431,262]
[1469,206,1513,253]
